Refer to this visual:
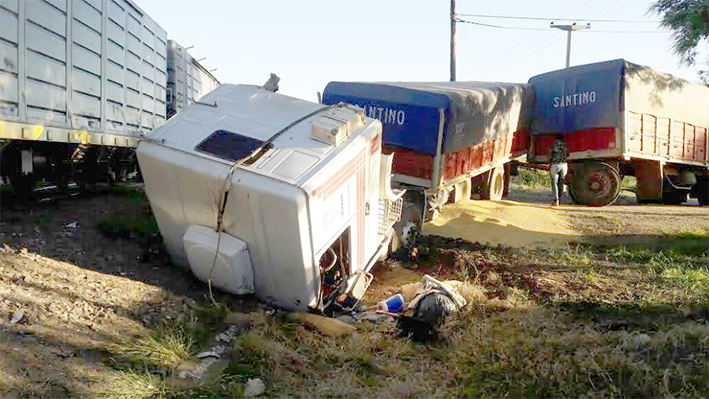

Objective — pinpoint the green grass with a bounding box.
[659,267,709,285]
[543,243,595,266]
[98,188,160,239]
[512,166,549,190]
[621,175,637,190]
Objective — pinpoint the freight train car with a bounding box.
[166,40,220,119]
[0,0,219,194]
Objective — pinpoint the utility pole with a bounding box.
[450,0,456,81]
[550,22,591,68]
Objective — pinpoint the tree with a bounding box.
[651,0,709,66]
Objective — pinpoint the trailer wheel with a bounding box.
[662,190,686,205]
[696,176,709,206]
[570,161,621,206]
[483,165,505,201]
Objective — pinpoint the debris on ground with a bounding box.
[353,274,469,342]
[287,312,357,338]
[9,309,24,324]
[244,377,266,397]
[178,324,240,380]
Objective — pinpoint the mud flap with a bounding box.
[633,160,663,203]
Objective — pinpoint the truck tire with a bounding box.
[570,161,621,206]
[662,189,686,205]
[483,165,505,201]
[696,176,709,206]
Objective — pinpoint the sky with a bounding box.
[137,0,705,102]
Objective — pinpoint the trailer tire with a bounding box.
[483,165,505,201]
[662,190,686,205]
[696,176,709,206]
[570,161,621,206]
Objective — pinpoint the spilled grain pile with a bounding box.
[424,199,579,248]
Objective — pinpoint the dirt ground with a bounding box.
[0,184,708,396]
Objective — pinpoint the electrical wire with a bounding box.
[459,0,662,80]
[457,18,665,34]
[478,35,564,80]
[460,0,596,79]
[456,19,543,31]
[457,13,658,23]
[588,0,639,22]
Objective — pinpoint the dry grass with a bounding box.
[199,237,709,398]
[107,323,195,369]
[101,370,167,399]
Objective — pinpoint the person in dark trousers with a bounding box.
[549,136,568,207]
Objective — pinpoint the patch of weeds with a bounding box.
[108,321,195,369]
[665,227,708,239]
[545,243,596,267]
[659,267,709,285]
[607,229,709,258]
[603,245,704,270]
[229,330,271,378]
[169,375,245,399]
[578,267,601,283]
[513,166,549,189]
[558,302,709,332]
[562,302,679,319]
[99,211,160,240]
[98,188,160,240]
[101,369,168,399]
[621,175,637,190]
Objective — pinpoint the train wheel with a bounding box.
[483,165,505,201]
[9,173,36,198]
[570,161,621,206]
[1,144,35,198]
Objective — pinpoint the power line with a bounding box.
[478,35,564,80]
[457,18,665,33]
[582,0,632,21]
[456,19,542,31]
[457,13,658,23]
[589,0,639,22]
[459,0,596,79]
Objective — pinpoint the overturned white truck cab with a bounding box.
[137,84,404,311]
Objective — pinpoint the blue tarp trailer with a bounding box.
[527,59,709,206]
[323,81,529,212]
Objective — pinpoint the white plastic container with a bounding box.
[183,225,254,295]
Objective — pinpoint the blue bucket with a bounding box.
[379,294,405,313]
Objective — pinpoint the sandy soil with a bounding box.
[0,184,708,395]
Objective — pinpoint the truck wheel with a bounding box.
[483,165,505,201]
[662,189,686,205]
[570,161,621,206]
[696,176,709,206]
